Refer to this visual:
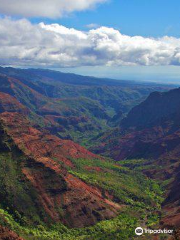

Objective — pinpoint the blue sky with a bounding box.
[0,0,180,83]
[45,0,180,38]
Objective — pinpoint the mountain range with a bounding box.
[0,67,179,240]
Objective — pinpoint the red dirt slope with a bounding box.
[0,111,121,228]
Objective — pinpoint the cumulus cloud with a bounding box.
[0,18,180,67]
[0,0,107,18]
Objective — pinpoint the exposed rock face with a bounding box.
[0,111,120,228]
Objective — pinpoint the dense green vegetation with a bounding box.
[69,158,163,209]
[0,207,139,240]
[0,206,168,240]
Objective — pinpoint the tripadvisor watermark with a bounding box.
[135,227,173,236]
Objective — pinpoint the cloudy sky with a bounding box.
[0,0,180,82]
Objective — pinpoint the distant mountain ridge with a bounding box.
[121,88,180,130]
[0,67,171,146]
[0,66,170,87]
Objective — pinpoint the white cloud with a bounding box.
[0,18,180,68]
[0,0,107,18]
